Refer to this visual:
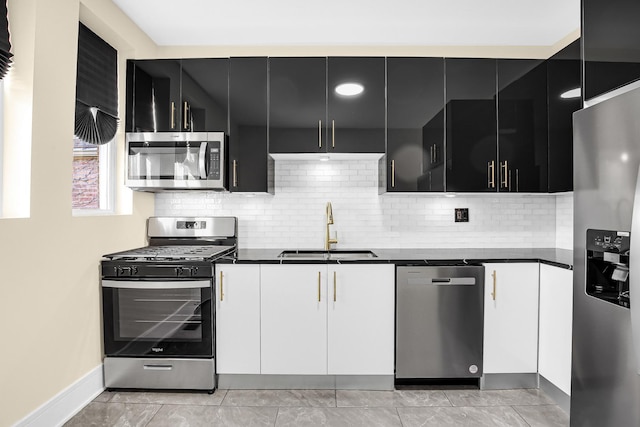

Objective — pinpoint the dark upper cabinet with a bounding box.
[229,57,274,193]
[126,59,181,132]
[269,57,327,153]
[125,59,228,133]
[445,58,498,192]
[497,59,548,192]
[327,57,386,153]
[180,58,229,133]
[548,40,581,192]
[386,57,444,192]
[269,57,385,154]
[583,0,640,100]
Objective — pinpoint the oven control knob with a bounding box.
[118,266,133,276]
[176,267,192,277]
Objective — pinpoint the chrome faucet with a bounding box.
[325,202,338,250]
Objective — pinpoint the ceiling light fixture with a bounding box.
[335,83,364,96]
[560,87,581,99]
[319,156,330,162]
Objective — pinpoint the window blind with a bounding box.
[0,0,12,79]
[74,23,119,145]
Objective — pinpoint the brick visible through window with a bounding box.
[72,137,99,209]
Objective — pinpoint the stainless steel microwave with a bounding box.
[126,132,226,191]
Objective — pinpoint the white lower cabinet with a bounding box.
[327,264,395,375]
[260,264,395,376]
[483,263,540,374]
[215,264,261,374]
[538,263,573,395]
[260,265,328,374]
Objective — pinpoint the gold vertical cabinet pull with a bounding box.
[508,169,512,192]
[333,271,337,302]
[391,160,396,188]
[183,101,189,130]
[233,160,238,188]
[516,168,520,192]
[430,145,434,163]
[219,271,224,302]
[170,102,176,129]
[500,161,508,188]
[317,271,321,302]
[332,120,335,148]
[433,144,437,163]
[318,120,322,148]
[487,160,496,189]
[491,270,496,301]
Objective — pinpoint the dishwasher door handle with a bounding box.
[408,277,476,286]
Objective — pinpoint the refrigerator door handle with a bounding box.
[630,164,640,374]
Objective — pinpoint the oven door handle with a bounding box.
[102,280,211,289]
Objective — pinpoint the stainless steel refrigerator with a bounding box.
[572,85,640,426]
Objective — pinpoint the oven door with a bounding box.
[102,279,213,357]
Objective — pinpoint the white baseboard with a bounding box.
[14,364,104,427]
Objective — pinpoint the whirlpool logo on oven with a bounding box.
[151,347,164,353]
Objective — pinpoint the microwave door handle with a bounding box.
[630,163,640,374]
[199,142,208,179]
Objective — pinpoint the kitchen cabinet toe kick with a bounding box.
[217,374,394,391]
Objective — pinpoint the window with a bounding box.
[72,23,118,214]
[72,137,113,211]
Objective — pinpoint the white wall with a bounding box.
[555,192,573,249]
[156,159,562,249]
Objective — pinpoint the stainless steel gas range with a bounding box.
[100,216,237,393]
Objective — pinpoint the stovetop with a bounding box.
[103,244,236,261]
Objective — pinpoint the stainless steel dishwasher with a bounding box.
[396,265,484,380]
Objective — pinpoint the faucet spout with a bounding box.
[325,202,338,250]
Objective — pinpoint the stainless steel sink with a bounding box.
[278,250,377,260]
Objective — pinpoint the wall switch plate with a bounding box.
[455,208,469,222]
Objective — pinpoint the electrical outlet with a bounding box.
[455,208,469,222]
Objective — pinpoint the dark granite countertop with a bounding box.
[216,247,573,270]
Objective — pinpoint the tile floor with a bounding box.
[64,388,569,427]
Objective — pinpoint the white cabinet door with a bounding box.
[483,263,540,374]
[215,264,261,374]
[539,263,573,395]
[327,264,395,375]
[260,265,328,375]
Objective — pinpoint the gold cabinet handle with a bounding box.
[430,145,434,163]
[220,271,224,302]
[318,271,321,302]
[233,160,238,188]
[318,120,322,148]
[183,101,189,130]
[391,160,395,188]
[488,160,496,189]
[170,102,176,129]
[433,144,437,163]
[491,270,496,301]
[500,161,508,188]
[516,168,519,192]
[333,271,337,302]
[332,119,335,148]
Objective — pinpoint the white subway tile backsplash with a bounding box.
[155,159,570,250]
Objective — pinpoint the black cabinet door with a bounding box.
[269,57,327,153]
[180,58,228,133]
[126,59,182,132]
[386,57,444,192]
[583,0,640,101]
[327,57,386,153]
[547,40,581,192]
[497,59,548,193]
[445,58,497,192]
[229,57,273,193]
